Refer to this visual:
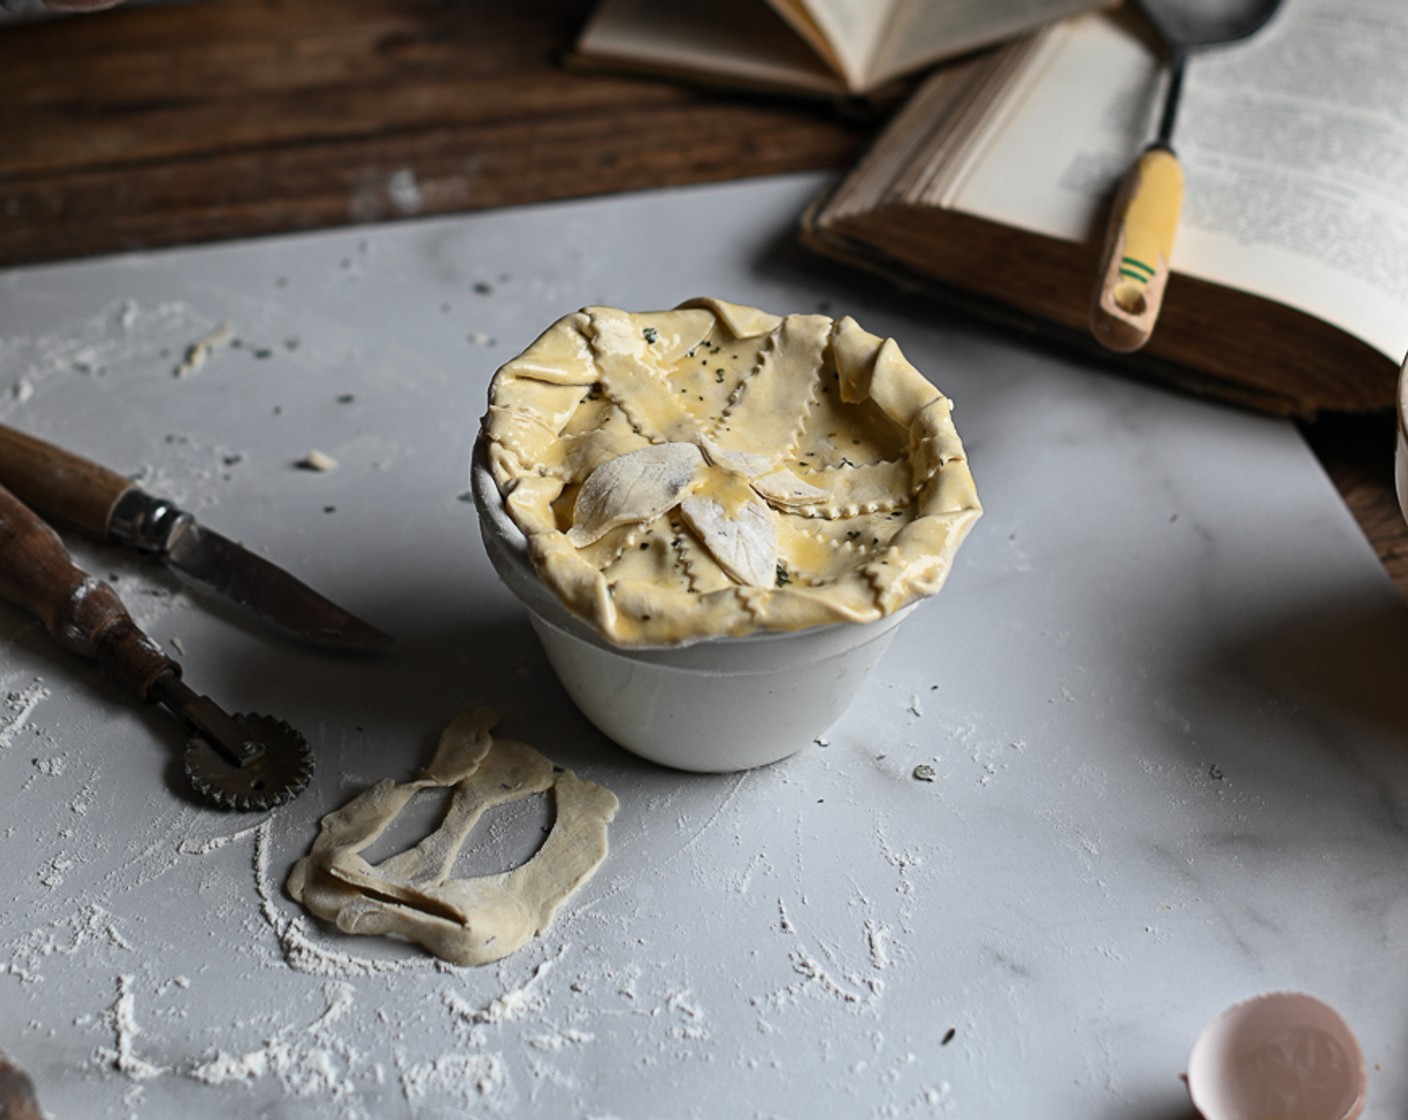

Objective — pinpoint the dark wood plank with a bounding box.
[0,0,866,263]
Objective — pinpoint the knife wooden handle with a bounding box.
[1090,145,1184,353]
[0,422,134,539]
[0,481,176,699]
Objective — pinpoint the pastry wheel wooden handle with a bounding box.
[0,422,135,538]
[1090,145,1185,352]
[0,479,314,811]
[0,480,175,699]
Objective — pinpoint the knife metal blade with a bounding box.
[0,422,391,649]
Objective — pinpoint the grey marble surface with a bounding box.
[1,173,1405,1119]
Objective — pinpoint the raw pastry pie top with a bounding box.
[481,298,981,647]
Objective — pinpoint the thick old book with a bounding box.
[569,0,1114,101]
[801,3,1408,416]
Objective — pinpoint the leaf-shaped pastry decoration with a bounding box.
[697,435,776,480]
[750,467,830,509]
[567,441,704,547]
[679,491,779,588]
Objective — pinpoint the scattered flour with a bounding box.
[664,990,707,1041]
[4,904,134,985]
[189,1049,269,1086]
[39,854,76,889]
[69,778,98,816]
[756,899,884,1016]
[727,850,772,894]
[0,681,50,750]
[177,818,265,856]
[525,1028,595,1052]
[875,814,924,891]
[457,954,559,1025]
[865,920,892,971]
[252,819,444,979]
[0,299,208,418]
[400,1051,506,1104]
[188,982,362,1101]
[100,974,166,1081]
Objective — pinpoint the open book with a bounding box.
[802,3,1408,415]
[570,0,1114,100]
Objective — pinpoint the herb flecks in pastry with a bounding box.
[483,298,981,646]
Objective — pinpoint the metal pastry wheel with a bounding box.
[0,481,313,811]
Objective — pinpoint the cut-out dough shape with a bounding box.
[285,709,619,967]
[567,441,704,548]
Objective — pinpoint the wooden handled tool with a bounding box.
[0,420,133,538]
[0,478,172,695]
[0,1049,44,1120]
[0,481,312,810]
[1090,145,1184,352]
[0,422,390,649]
[1090,0,1282,352]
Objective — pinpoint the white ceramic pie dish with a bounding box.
[472,437,915,773]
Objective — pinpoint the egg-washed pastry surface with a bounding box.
[483,298,982,646]
[285,709,618,967]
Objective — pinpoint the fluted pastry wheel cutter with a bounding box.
[0,480,312,811]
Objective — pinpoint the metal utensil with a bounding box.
[1090,0,1283,351]
[0,481,312,811]
[0,422,391,649]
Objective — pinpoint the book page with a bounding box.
[947,3,1408,361]
[771,0,899,90]
[575,0,843,96]
[869,0,1115,87]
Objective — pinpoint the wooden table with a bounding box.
[2,0,1405,597]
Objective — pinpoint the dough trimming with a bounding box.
[286,709,618,967]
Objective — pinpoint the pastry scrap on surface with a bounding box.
[482,298,982,646]
[285,709,618,968]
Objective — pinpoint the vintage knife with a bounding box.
[0,422,391,649]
